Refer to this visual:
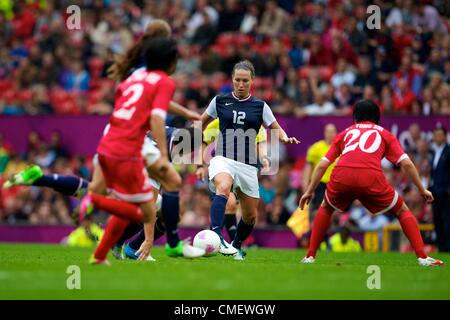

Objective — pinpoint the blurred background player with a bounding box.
[299,100,443,266]
[303,123,337,219]
[200,60,299,259]
[65,215,104,248]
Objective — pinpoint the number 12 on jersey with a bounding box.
[232,110,246,125]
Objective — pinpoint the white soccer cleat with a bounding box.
[418,256,444,267]
[301,256,316,264]
[145,255,156,262]
[219,238,238,256]
[182,243,206,258]
[233,250,246,261]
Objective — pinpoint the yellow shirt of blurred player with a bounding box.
[306,140,335,183]
[203,118,267,145]
[320,233,362,253]
[67,224,104,247]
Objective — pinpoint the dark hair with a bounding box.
[142,37,178,73]
[434,126,447,136]
[107,20,171,81]
[232,60,255,78]
[352,99,381,124]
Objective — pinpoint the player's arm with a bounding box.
[386,133,433,203]
[201,96,217,130]
[263,103,300,144]
[299,135,342,209]
[299,158,331,209]
[255,126,269,172]
[399,157,434,203]
[149,78,175,160]
[168,100,201,121]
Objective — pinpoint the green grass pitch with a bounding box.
[0,243,449,300]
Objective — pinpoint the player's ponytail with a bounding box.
[107,20,172,81]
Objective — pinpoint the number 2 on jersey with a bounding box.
[232,110,246,125]
[113,83,144,120]
[342,129,382,155]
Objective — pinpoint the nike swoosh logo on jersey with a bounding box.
[225,103,233,106]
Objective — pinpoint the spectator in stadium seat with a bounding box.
[412,3,448,35]
[60,61,90,92]
[429,127,450,252]
[191,11,217,47]
[353,56,381,98]
[291,2,312,33]
[392,78,416,113]
[258,0,289,37]
[239,1,260,34]
[218,0,244,33]
[299,91,336,116]
[186,0,218,38]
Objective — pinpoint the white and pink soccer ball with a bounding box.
[193,230,221,256]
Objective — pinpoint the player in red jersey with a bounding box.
[299,100,444,266]
[76,37,179,264]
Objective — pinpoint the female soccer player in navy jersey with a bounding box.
[200,60,300,259]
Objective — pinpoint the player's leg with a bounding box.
[224,192,238,241]
[302,200,335,263]
[302,168,354,263]
[88,160,107,194]
[360,172,443,266]
[210,172,237,255]
[232,189,259,260]
[91,216,130,264]
[123,188,165,259]
[392,202,444,266]
[3,164,88,196]
[145,159,205,258]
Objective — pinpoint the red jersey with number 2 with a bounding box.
[97,68,175,159]
[325,122,408,171]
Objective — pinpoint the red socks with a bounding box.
[307,206,333,257]
[94,216,129,260]
[398,210,427,259]
[90,193,144,224]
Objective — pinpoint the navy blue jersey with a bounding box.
[206,92,276,165]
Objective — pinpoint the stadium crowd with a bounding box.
[0,0,449,117]
[0,0,449,250]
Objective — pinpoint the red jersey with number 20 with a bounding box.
[324,122,408,172]
[97,68,175,159]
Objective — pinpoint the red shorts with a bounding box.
[324,167,403,215]
[98,154,153,203]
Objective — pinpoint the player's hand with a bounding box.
[261,158,270,174]
[196,166,207,181]
[281,136,300,144]
[299,191,313,210]
[136,240,152,261]
[420,190,434,203]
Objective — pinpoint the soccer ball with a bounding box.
[193,230,221,256]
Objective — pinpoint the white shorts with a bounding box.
[208,156,260,198]
[142,136,161,167]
